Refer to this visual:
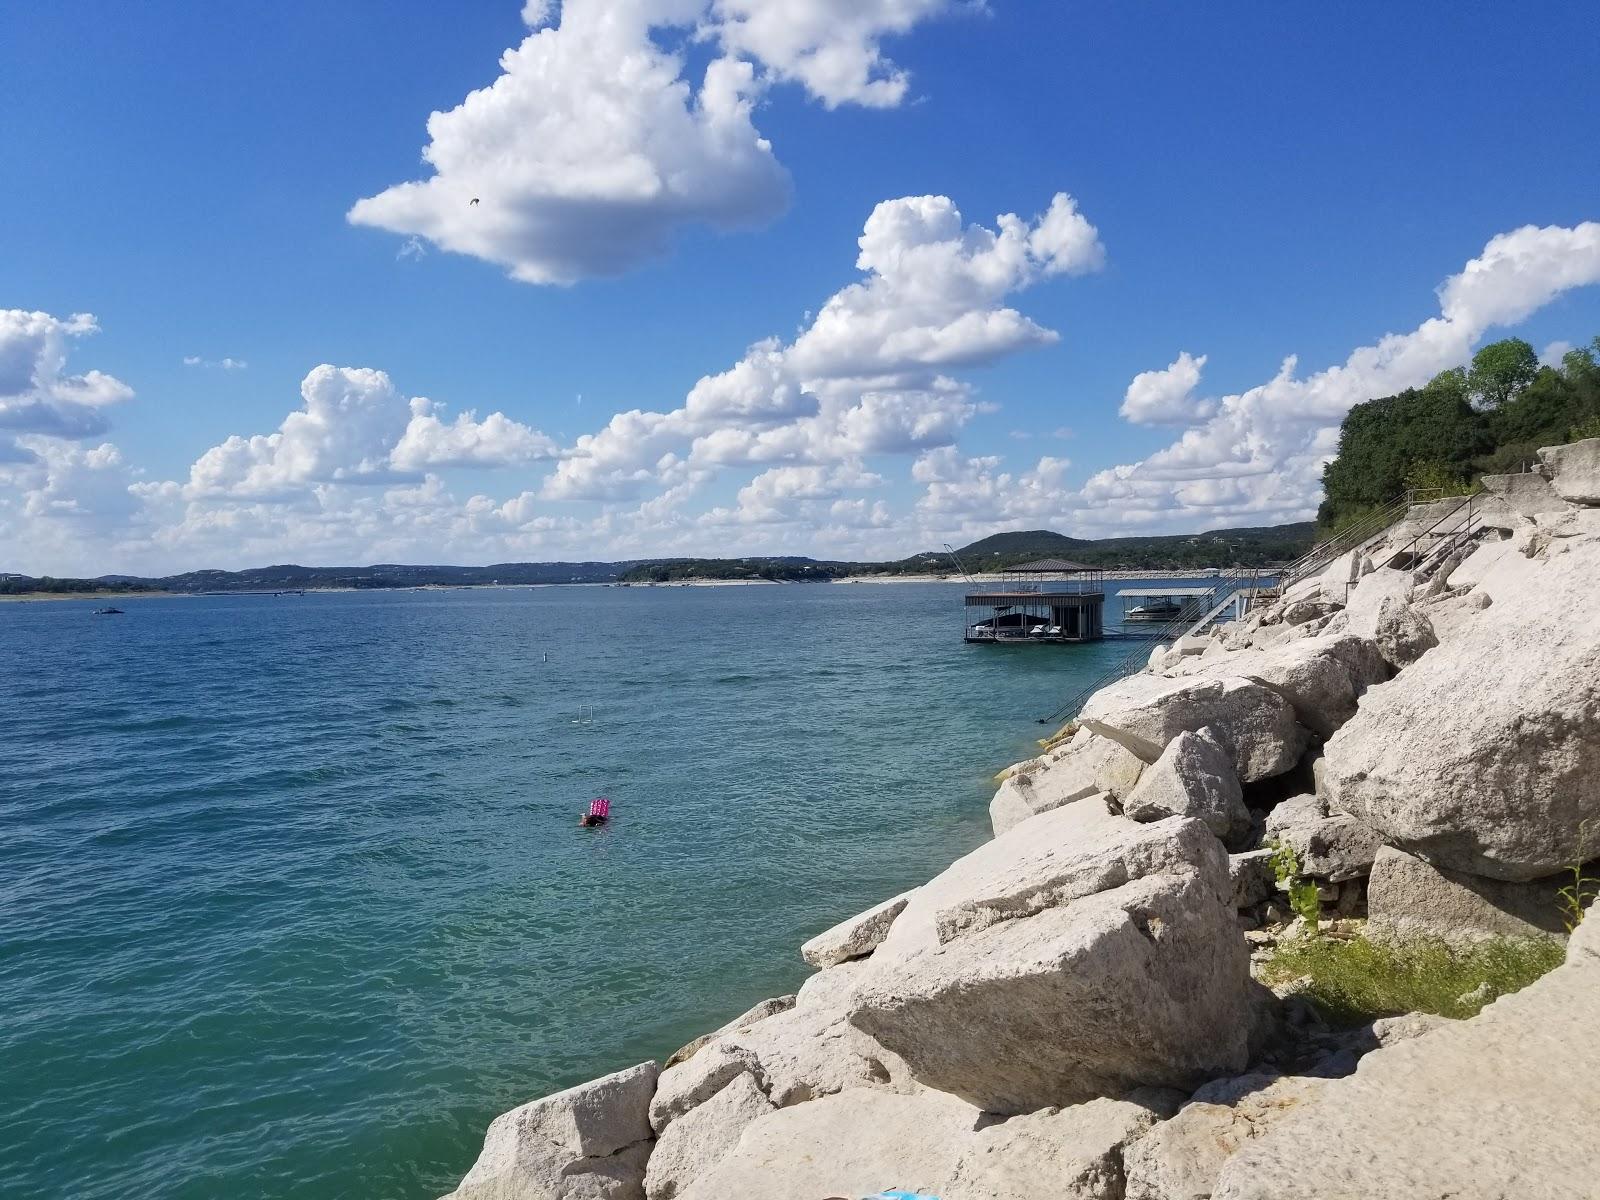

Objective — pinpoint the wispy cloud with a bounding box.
[183,355,248,370]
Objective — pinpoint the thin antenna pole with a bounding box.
[943,542,978,585]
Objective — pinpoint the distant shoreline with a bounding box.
[0,567,1267,602]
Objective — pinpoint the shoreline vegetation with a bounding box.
[1,519,1314,600]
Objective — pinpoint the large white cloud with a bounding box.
[15,219,1600,578]
[183,364,556,499]
[1076,221,1600,530]
[348,0,964,283]
[544,192,1102,499]
[707,0,953,109]
[1119,350,1211,426]
[0,310,134,455]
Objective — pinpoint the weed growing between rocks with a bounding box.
[1263,934,1566,1025]
[1268,843,1322,929]
[1555,821,1599,933]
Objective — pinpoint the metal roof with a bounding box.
[1116,586,1214,596]
[1007,557,1098,573]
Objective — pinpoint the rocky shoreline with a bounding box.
[439,438,1600,1200]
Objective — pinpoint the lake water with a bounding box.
[1,582,1172,1198]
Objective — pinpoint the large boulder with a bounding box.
[990,734,1146,836]
[1372,595,1437,667]
[1263,793,1380,882]
[443,1062,658,1200]
[1366,845,1570,947]
[1124,1071,1329,1200]
[1212,918,1600,1199]
[650,961,911,1126]
[1479,469,1570,518]
[1539,436,1600,504]
[1339,567,1414,642]
[644,1072,772,1200]
[675,1087,980,1200]
[1228,849,1277,908]
[800,892,911,968]
[1321,535,1600,880]
[948,1096,1168,1200]
[1121,727,1250,843]
[663,995,794,1068]
[848,803,1253,1113]
[1193,634,1388,738]
[676,1086,1166,1200]
[1079,674,1308,782]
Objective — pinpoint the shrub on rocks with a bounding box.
[1260,930,1564,1024]
[1213,919,1599,1199]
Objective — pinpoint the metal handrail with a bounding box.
[1277,492,1413,592]
[1035,569,1257,725]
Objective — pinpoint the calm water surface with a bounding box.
[2,583,1154,1199]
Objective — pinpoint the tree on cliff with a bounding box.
[1318,335,1600,531]
[1465,337,1539,410]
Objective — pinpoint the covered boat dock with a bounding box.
[965,558,1105,644]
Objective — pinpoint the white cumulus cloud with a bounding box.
[1119,350,1211,425]
[1078,220,1600,529]
[182,365,556,500]
[707,0,955,109]
[0,310,134,454]
[348,0,965,283]
[544,192,1103,499]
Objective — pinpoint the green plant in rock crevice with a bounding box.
[1268,842,1321,931]
[1555,820,1599,934]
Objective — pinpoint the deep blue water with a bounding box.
[1,583,1145,1199]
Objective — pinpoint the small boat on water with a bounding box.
[93,606,125,615]
[1123,598,1182,621]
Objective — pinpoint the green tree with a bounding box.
[1318,372,1486,528]
[1466,338,1539,410]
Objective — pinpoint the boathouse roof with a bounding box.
[1007,557,1098,573]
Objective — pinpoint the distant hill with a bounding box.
[947,523,1317,572]
[2,520,1317,595]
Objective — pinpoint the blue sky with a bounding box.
[3,0,1599,574]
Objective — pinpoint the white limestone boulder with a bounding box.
[1321,535,1600,880]
[1121,727,1250,843]
[1372,594,1437,667]
[800,892,911,968]
[1079,674,1308,782]
[663,994,794,1068]
[676,1085,1167,1200]
[1212,918,1600,1199]
[1192,633,1388,738]
[1539,436,1600,504]
[1263,793,1380,882]
[848,805,1253,1113]
[1480,469,1571,518]
[948,1096,1168,1200]
[990,732,1145,835]
[1338,566,1414,641]
[644,1072,772,1200]
[1365,845,1570,947]
[1228,848,1277,908]
[443,1062,658,1200]
[675,1087,980,1200]
[1124,1071,1328,1200]
[650,954,916,1139]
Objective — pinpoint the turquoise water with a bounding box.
[1,583,1141,1199]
